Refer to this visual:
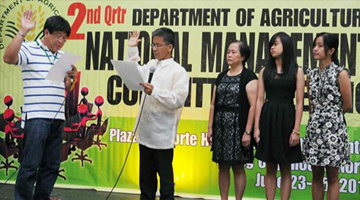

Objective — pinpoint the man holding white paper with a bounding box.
[3,10,78,200]
[128,28,189,200]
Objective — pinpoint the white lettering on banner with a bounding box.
[254,173,360,193]
[258,160,266,169]
[254,173,265,187]
[339,178,360,194]
[109,129,198,146]
[175,132,197,146]
[254,173,312,190]
[108,128,360,195]
[201,132,210,147]
[109,128,135,142]
[246,163,254,169]
[349,140,360,154]
[340,161,360,174]
[291,162,313,172]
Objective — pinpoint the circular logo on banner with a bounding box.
[0,1,60,50]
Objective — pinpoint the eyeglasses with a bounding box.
[52,33,67,42]
[151,43,168,48]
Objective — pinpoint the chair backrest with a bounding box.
[87,102,93,114]
[83,133,95,149]
[65,72,81,119]
[0,138,4,156]
[0,113,6,132]
[98,118,109,136]
[0,140,19,158]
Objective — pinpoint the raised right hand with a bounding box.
[20,10,36,35]
[128,30,141,47]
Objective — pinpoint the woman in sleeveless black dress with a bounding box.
[207,41,258,200]
[254,32,304,200]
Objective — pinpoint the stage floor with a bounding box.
[0,184,203,200]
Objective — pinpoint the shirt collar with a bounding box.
[157,57,174,67]
[36,39,47,49]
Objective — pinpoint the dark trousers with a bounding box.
[139,144,174,200]
[14,119,64,200]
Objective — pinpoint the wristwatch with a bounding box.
[245,130,251,135]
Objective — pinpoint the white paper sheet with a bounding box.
[111,60,145,91]
[46,52,82,82]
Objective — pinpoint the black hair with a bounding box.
[263,32,298,84]
[229,40,251,67]
[43,15,71,37]
[313,32,339,65]
[152,27,175,48]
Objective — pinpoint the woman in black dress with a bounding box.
[254,32,304,200]
[207,41,258,200]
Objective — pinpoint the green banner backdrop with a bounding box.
[1,0,360,199]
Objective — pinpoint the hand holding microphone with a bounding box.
[65,65,78,91]
[140,66,156,95]
[66,65,78,83]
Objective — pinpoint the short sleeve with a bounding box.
[215,70,228,86]
[247,70,258,83]
[17,43,29,66]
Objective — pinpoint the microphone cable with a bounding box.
[105,93,149,200]
[0,77,76,189]
[0,96,67,189]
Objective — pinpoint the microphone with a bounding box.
[70,66,76,83]
[148,66,156,83]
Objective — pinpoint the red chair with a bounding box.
[58,142,71,180]
[0,139,19,175]
[91,118,108,150]
[71,132,95,167]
